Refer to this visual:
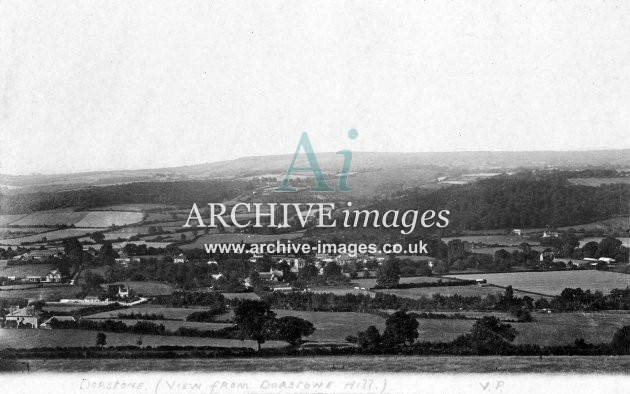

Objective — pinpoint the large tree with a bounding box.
[271,316,315,347]
[382,310,419,347]
[234,300,276,351]
[375,258,401,289]
[455,316,517,355]
[611,325,630,355]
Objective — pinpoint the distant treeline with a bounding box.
[372,172,630,231]
[0,180,244,214]
[257,286,630,313]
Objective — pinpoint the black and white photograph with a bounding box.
[0,1,629,393]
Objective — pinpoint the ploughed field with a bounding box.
[445,270,630,296]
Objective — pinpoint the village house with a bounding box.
[5,306,40,329]
[104,284,130,298]
[45,269,62,283]
[173,253,187,264]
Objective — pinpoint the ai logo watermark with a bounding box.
[275,129,358,193]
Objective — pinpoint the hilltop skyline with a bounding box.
[1,1,628,175]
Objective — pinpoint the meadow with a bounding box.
[20,355,630,373]
[273,310,385,344]
[446,270,630,295]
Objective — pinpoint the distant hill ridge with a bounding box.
[1,149,628,188]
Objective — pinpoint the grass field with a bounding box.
[446,271,630,295]
[19,355,630,372]
[442,235,538,246]
[273,310,385,343]
[74,211,144,227]
[221,292,260,300]
[90,204,176,212]
[0,228,102,245]
[180,231,305,250]
[0,329,285,349]
[85,319,234,332]
[372,285,512,299]
[86,306,206,320]
[0,285,79,301]
[0,263,54,278]
[106,282,175,296]
[111,241,174,249]
[1,209,144,228]
[568,177,630,187]
[558,216,630,232]
[351,276,459,289]
[471,245,547,255]
[0,214,27,226]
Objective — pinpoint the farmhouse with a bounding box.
[25,275,43,283]
[45,270,62,283]
[5,306,40,329]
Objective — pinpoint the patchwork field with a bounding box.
[1,209,144,228]
[181,231,306,249]
[0,329,286,349]
[446,271,630,295]
[0,228,102,245]
[0,227,51,238]
[273,310,385,343]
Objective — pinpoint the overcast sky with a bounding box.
[1,1,628,175]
